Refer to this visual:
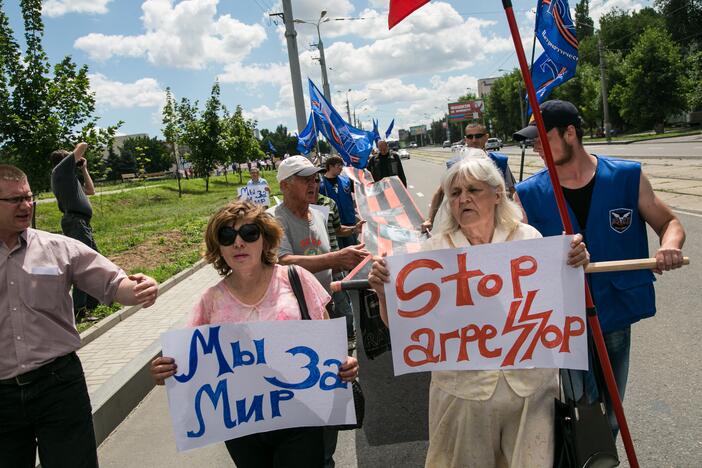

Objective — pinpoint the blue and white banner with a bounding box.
[162,318,354,452]
[528,0,579,116]
[296,113,318,155]
[309,79,374,168]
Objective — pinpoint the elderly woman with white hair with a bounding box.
[368,156,589,467]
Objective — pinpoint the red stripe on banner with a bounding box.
[344,254,373,281]
[383,186,414,230]
[367,189,381,213]
[388,0,430,29]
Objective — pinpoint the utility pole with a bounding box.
[315,23,332,103]
[346,93,352,124]
[598,35,612,144]
[273,1,306,133]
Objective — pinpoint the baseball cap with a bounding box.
[513,100,582,141]
[276,155,324,182]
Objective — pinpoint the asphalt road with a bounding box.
[400,157,702,467]
[99,156,701,467]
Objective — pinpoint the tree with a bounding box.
[0,0,120,189]
[599,7,664,55]
[655,0,702,53]
[485,70,524,141]
[575,0,595,41]
[222,105,264,183]
[552,62,600,135]
[162,87,182,196]
[176,82,229,192]
[610,27,686,132]
[685,51,702,110]
[119,136,171,174]
[259,125,298,156]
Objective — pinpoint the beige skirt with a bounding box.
[425,374,557,468]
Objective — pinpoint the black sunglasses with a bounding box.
[218,223,261,246]
[465,133,486,140]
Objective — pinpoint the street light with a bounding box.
[295,11,332,103]
[352,98,367,127]
[337,88,352,123]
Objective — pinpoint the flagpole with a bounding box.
[500,1,639,466]
[311,113,322,160]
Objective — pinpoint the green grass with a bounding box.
[34,171,281,328]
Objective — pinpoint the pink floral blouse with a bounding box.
[186,264,330,327]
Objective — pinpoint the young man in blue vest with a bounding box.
[422,123,516,232]
[319,156,361,248]
[513,100,686,434]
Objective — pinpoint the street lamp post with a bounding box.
[295,11,332,103]
[352,98,367,128]
[272,0,306,132]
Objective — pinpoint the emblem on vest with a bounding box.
[609,208,633,233]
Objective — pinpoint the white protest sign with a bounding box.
[384,235,587,376]
[161,318,354,452]
[239,185,270,206]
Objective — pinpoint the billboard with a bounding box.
[448,100,484,121]
[409,125,427,136]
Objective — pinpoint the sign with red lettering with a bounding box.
[384,235,587,375]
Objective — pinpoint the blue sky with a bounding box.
[5,0,649,139]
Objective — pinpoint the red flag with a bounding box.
[388,0,430,29]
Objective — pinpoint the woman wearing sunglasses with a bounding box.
[150,200,359,467]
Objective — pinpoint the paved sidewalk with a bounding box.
[79,265,219,394]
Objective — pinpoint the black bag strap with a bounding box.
[288,266,311,321]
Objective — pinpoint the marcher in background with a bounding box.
[150,200,358,468]
[0,164,159,468]
[368,157,589,467]
[422,123,516,233]
[319,156,360,248]
[267,156,368,467]
[247,167,270,193]
[513,99,685,435]
[367,140,407,187]
[50,142,100,320]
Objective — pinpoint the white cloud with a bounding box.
[74,0,267,69]
[218,62,291,86]
[298,3,511,86]
[590,0,645,25]
[43,0,112,17]
[90,73,164,108]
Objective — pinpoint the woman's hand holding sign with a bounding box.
[151,356,177,385]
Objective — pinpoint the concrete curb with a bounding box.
[79,259,207,347]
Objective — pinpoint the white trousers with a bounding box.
[425,374,556,468]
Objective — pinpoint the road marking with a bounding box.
[673,209,702,219]
[408,185,415,189]
[416,192,424,198]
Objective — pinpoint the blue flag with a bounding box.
[536,0,578,68]
[296,113,318,155]
[309,79,373,168]
[528,0,578,116]
[267,140,277,154]
[372,119,382,143]
[385,119,395,139]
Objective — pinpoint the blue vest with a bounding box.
[488,152,509,180]
[516,156,655,333]
[320,174,356,225]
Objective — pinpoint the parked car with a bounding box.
[397,149,410,159]
[451,143,464,152]
[409,142,418,148]
[485,138,502,151]
[442,140,451,148]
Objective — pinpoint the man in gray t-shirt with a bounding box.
[50,142,98,319]
[267,155,369,468]
[268,202,333,291]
